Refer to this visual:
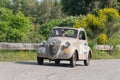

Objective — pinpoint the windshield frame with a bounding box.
[50,28,78,38]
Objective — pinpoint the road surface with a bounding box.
[0,59,120,80]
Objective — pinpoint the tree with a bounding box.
[36,0,64,24]
[99,0,118,8]
[51,0,64,19]
[0,0,11,8]
[20,0,39,17]
[61,0,97,15]
[61,0,120,16]
[10,0,22,13]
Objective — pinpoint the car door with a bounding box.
[78,30,88,59]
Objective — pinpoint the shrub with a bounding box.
[74,8,120,42]
[39,19,62,39]
[0,8,34,42]
[108,31,120,45]
[98,8,120,21]
[97,33,108,44]
[74,14,106,38]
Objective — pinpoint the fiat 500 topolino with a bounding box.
[37,27,92,67]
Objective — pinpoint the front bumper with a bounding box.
[37,48,72,59]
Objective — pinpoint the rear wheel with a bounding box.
[37,57,44,65]
[70,52,77,67]
[54,60,60,64]
[84,54,90,66]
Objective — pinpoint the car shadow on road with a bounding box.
[16,61,84,68]
[43,63,84,68]
[16,61,38,65]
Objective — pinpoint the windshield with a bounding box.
[51,28,78,38]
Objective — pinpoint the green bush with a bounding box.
[39,19,62,39]
[97,33,108,44]
[108,31,120,45]
[0,8,34,42]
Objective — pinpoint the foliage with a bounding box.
[39,19,61,39]
[74,8,120,43]
[40,16,84,39]
[108,31,120,45]
[98,0,120,10]
[98,8,120,21]
[35,0,64,24]
[61,0,93,15]
[97,33,108,44]
[40,8,120,41]
[0,8,33,42]
[27,30,44,43]
[0,0,63,24]
[74,14,106,38]
[61,0,120,16]
[0,0,11,8]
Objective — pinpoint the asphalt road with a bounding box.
[0,59,120,80]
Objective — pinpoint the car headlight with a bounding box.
[64,42,70,48]
[50,41,55,46]
[39,41,46,47]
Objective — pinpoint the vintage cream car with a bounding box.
[37,27,92,67]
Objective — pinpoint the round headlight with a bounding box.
[39,41,46,46]
[50,41,55,46]
[64,42,70,48]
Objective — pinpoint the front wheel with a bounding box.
[84,54,90,66]
[37,57,44,65]
[70,52,77,67]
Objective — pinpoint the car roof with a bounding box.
[52,26,85,31]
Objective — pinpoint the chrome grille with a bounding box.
[49,44,60,56]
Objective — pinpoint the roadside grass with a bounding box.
[89,39,120,59]
[92,48,120,59]
[0,48,120,62]
[0,50,36,62]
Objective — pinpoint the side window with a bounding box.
[79,31,86,40]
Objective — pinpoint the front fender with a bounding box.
[69,45,78,57]
[58,45,78,59]
[86,46,92,58]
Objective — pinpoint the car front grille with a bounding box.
[49,44,60,56]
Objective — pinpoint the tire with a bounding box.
[54,60,60,64]
[70,52,77,67]
[84,54,90,66]
[37,57,44,65]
